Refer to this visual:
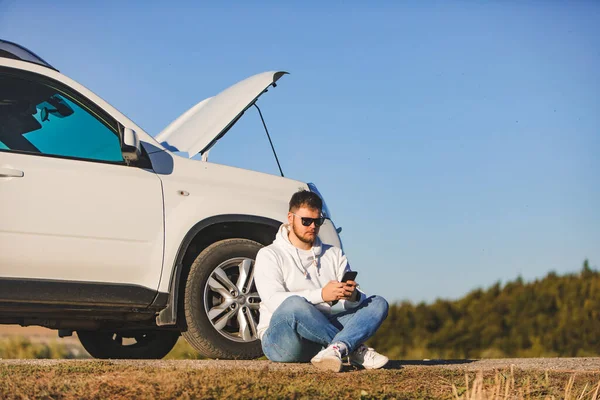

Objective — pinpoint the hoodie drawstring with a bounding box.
[280,224,322,279]
[294,247,320,279]
[311,247,320,276]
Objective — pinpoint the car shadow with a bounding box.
[343,359,477,371]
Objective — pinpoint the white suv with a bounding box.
[0,40,342,359]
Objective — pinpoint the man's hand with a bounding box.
[343,280,358,300]
[322,280,358,302]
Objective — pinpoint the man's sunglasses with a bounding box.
[291,213,326,227]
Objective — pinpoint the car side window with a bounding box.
[0,73,123,163]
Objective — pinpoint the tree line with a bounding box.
[368,260,599,359]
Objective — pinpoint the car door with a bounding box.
[0,69,164,306]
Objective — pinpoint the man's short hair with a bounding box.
[289,189,323,212]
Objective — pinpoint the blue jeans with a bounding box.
[261,295,389,362]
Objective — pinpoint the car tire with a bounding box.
[77,330,180,359]
[182,238,264,359]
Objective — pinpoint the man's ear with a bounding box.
[287,212,294,226]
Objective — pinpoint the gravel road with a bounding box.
[2,358,599,373]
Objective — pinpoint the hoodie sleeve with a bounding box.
[336,250,367,309]
[254,248,324,313]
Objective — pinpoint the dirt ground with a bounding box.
[1,357,600,372]
[1,358,600,400]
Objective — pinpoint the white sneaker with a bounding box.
[349,344,389,369]
[310,344,343,372]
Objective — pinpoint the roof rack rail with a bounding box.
[0,39,58,71]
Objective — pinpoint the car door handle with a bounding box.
[0,168,24,178]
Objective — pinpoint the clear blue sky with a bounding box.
[2,1,598,304]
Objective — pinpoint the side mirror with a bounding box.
[122,128,141,162]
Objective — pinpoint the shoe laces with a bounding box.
[331,345,343,359]
[356,345,375,360]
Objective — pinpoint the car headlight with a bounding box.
[307,182,332,220]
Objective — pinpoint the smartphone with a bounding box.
[341,270,358,283]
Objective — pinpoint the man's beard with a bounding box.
[292,222,315,245]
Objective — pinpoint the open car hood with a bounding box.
[155,71,288,157]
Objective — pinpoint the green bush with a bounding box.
[164,338,205,360]
[370,259,600,359]
[0,336,75,359]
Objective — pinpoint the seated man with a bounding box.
[254,189,389,372]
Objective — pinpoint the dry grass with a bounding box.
[450,365,600,400]
[0,362,599,399]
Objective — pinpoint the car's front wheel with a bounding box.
[77,329,180,359]
[181,238,263,359]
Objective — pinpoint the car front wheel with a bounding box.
[181,238,263,359]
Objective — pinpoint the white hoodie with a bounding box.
[254,224,366,339]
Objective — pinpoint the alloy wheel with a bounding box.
[203,257,261,342]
